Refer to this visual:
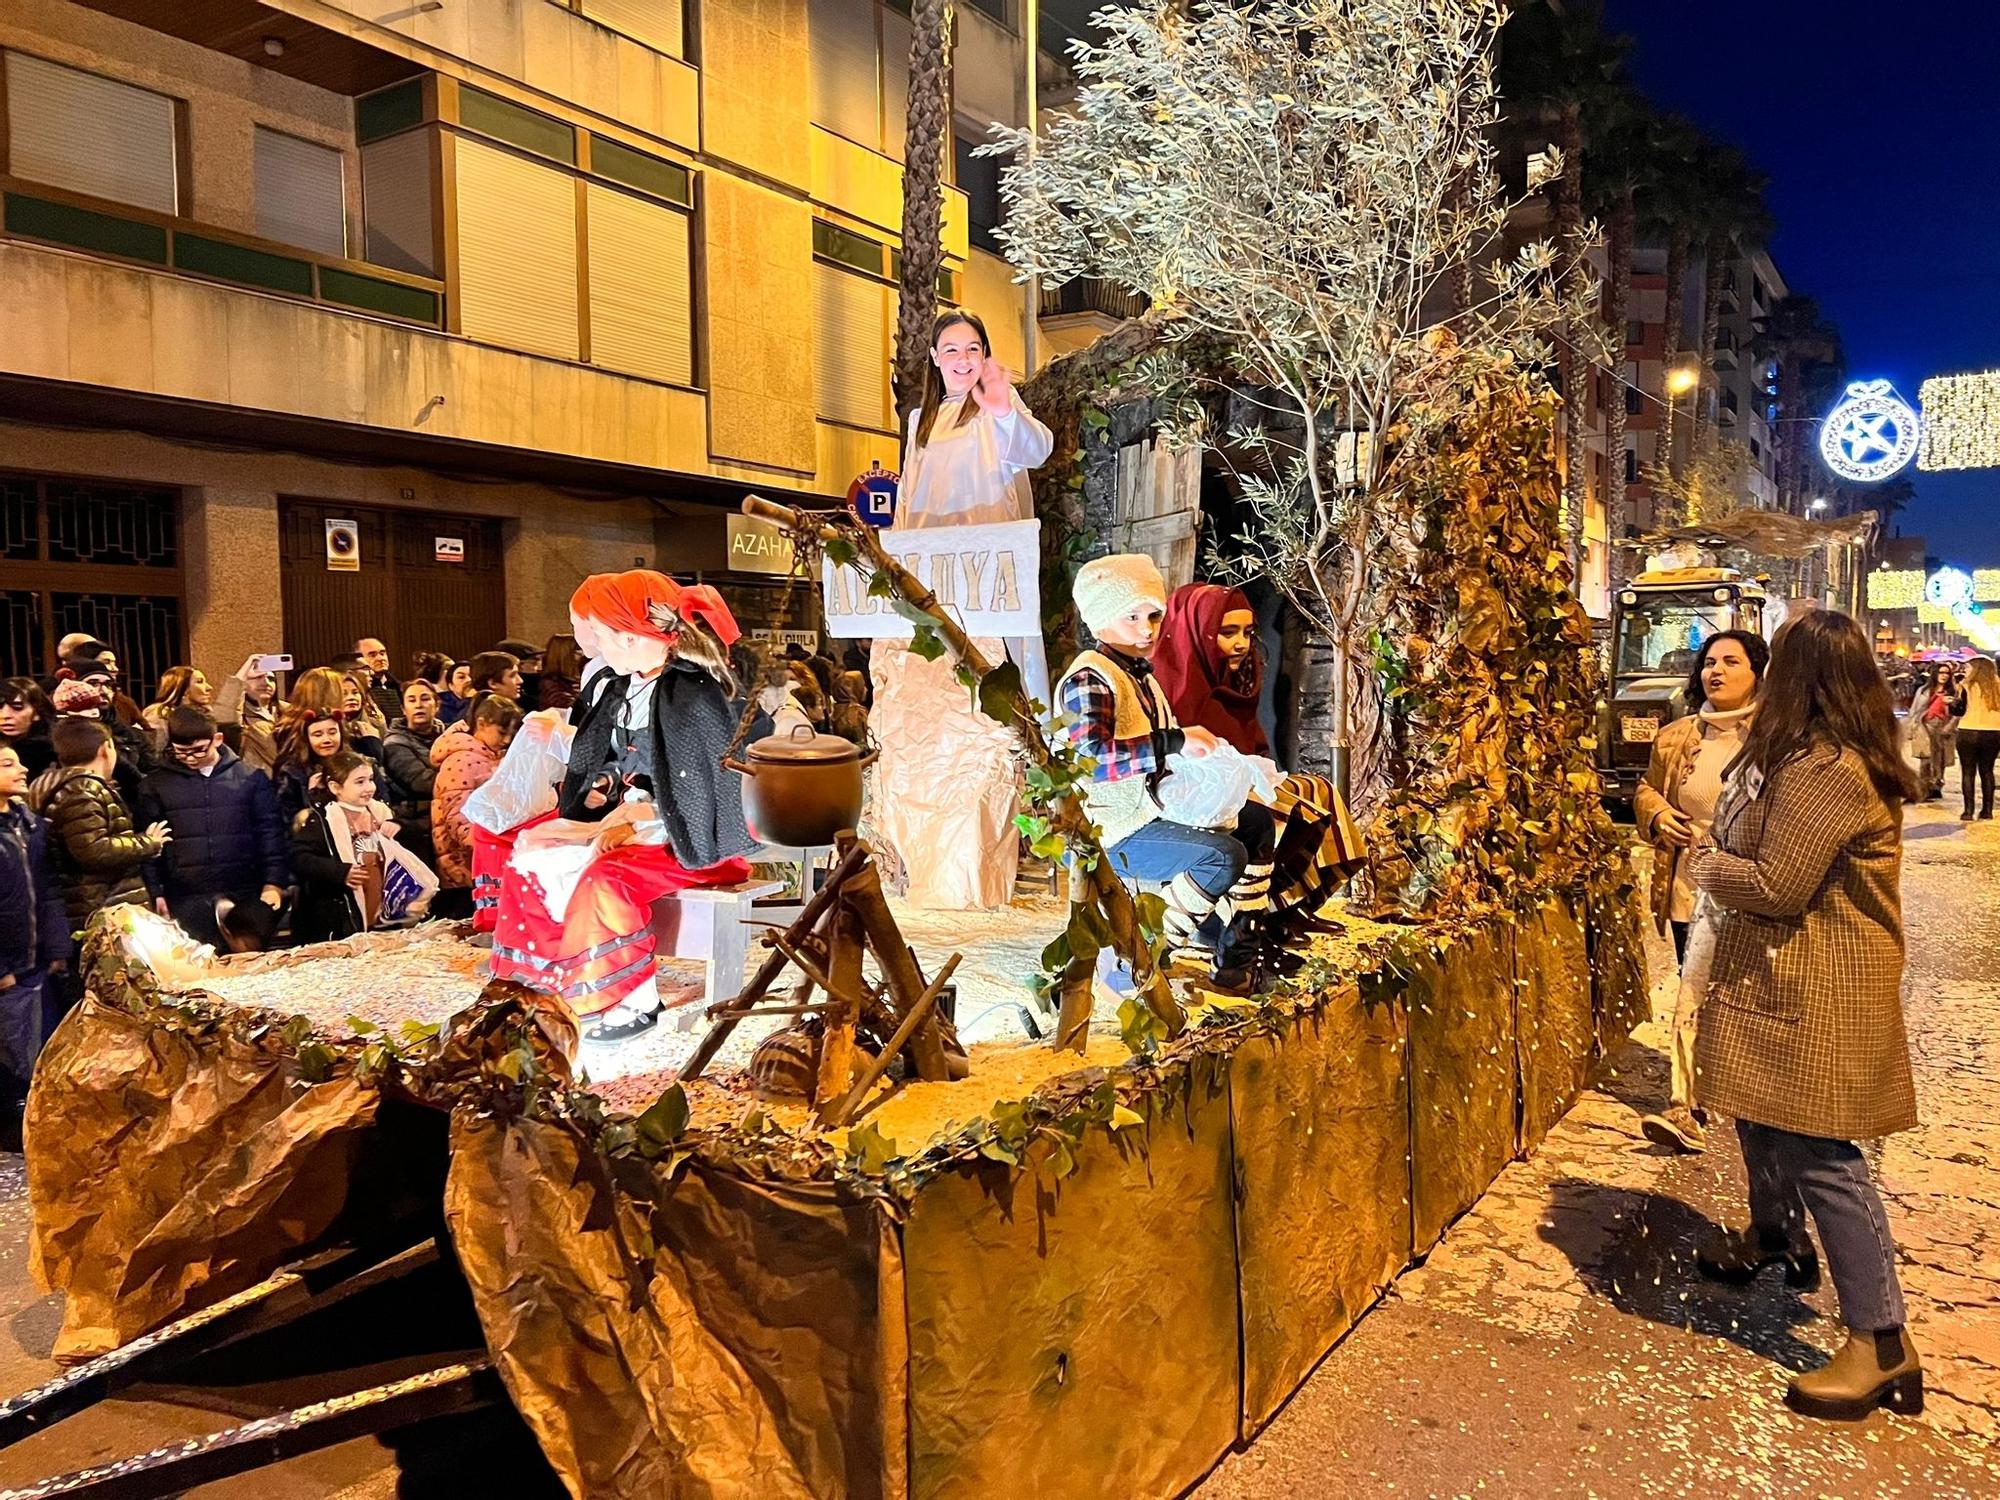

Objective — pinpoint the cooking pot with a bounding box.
[725,725,877,848]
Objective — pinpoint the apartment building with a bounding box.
[0,0,1045,689]
[1708,244,1785,511]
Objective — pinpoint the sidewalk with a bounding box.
[1198,802,2000,1498]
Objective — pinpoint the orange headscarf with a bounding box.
[568,569,741,648]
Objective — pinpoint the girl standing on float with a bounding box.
[869,310,1054,909]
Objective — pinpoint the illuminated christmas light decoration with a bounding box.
[1976,569,2000,604]
[1927,567,1974,613]
[1917,371,2000,473]
[1819,380,1921,482]
[1866,569,1923,611]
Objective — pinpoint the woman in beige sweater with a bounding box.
[1633,629,1768,1153]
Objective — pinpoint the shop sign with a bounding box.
[751,628,819,650]
[325,519,360,572]
[846,461,899,528]
[726,514,801,576]
[435,536,465,563]
[823,518,1041,639]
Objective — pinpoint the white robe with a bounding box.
[868,390,1054,909]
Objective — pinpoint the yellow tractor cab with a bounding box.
[1600,555,1769,812]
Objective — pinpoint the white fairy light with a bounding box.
[1819,380,1921,482]
[1918,371,2000,472]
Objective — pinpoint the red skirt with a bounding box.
[486,813,750,1018]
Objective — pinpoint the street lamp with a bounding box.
[1664,364,1698,475]
[1810,496,1829,513]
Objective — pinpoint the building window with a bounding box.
[1625,318,1645,348]
[255,127,346,258]
[954,128,1003,254]
[577,0,685,58]
[1721,387,1739,413]
[3,51,179,215]
[1624,448,1638,483]
[1625,384,1643,416]
[810,0,926,160]
[459,86,577,167]
[815,259,894,431]
[454,138,581,359]
[1749,436,1762,461]
[585,181,694,387]
[362,127,437,275]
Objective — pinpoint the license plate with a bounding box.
[1621,716,1660,743]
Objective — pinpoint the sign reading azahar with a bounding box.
[822,519,1041,640]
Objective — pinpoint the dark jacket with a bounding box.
[0,799,72,978]
[558,661,755,869]
[31,768,160,931]
[368,673,403,725]
[290,803,361,944]
[137,748,288,901]
[380,719,443,836]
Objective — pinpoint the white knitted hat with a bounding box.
[1075,553,1167,635]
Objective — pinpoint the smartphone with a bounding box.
[252,653,294,675]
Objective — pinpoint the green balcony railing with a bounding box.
[0,178,445,330]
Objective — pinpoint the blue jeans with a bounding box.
[1104,819,1249,899]
[0,969,47,1084]
[1737,1119,1907,1332]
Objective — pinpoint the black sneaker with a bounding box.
[586,1007,660,1044]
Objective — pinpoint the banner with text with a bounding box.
[822,518,1041,640]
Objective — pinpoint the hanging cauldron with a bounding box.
[725,724,877,848]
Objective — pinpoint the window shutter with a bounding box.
[814,262,891,431]
[4,52,178,214]
[809,0,881,149]
[453,137,578,359]
[361,129,437,275]
[880,9,911,160]
[585,182,692,386]
[582,0,684,57]
[255,126,346,257]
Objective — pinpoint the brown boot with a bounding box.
[1786,1329,1923,1421]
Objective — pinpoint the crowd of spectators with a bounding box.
[0,630,562,1147]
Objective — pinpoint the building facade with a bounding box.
[0,0,1045,688]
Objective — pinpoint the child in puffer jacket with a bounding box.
[428,694,521,918]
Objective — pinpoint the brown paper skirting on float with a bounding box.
[26,996,381,1361]
[444,1112,908,1500]
[1230,985,1411,1436]
[26,888,1651,1498]
[1516,899,1595,1153]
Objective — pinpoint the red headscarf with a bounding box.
[569,569,741,648]
[1151,583,1268,755]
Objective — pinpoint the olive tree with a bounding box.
[988,0,1605,792]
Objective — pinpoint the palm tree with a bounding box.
[1638,114,1712,477]
[1749,294,1842,513]
[1690,148,1772,460]
[893,0,954,429]
[1583,89,1659,566]
[1497,0,1630,552]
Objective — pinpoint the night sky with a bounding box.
[1604,0,2000,564]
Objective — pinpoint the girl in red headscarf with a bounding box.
[486,569,754,1043]
[1153,583,1365,922]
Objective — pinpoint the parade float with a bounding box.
[3,1,1655,1493]
[7,359,1648,1499]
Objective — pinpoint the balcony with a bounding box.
[1712,331,1739,370]
[1,179,443,328]
[1038,277,1147,357]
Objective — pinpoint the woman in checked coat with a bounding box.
[1685,610,1923,1422]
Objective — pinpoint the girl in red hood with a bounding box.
[1152,584,1364,925]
